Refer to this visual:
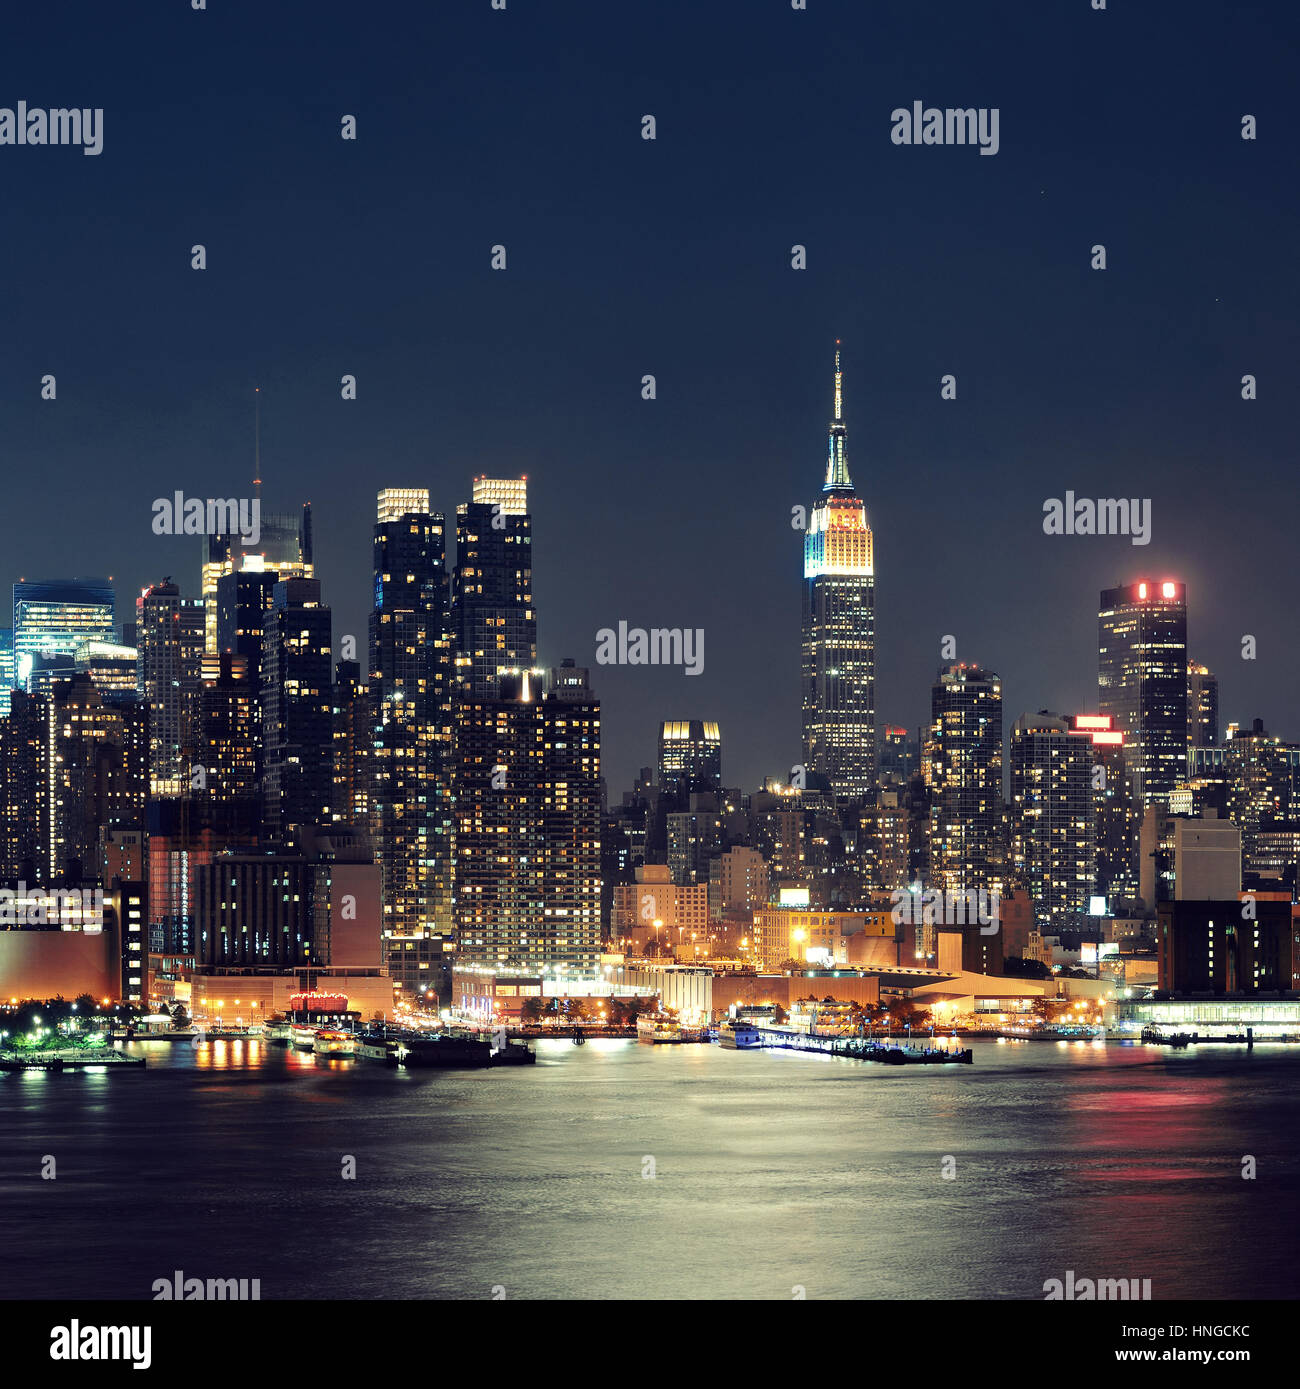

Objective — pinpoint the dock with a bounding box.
[0,1048,146,1071]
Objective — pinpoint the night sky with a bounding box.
[2,0,1296,795]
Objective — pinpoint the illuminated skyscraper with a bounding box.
[453,476,536,699]
[195,652,260,837]
[45,674,148,880]
[261,577,333,839]
[370,494,454,933]
[1099,581,1188,809]
[1009,712,1094,929]
[657,720,722,799]
[453,664,601,976]
[1187,660,1218,750]
[136,580,206,795]
[74,641,139,705]
[1069,714,1139,906]
[801,345,876,802]
[0,628,13,717]
[202,503,311,653]
[926,664,1004,895]
[13,578,116,689]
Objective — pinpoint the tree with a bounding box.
[171,1004,190,1029]
[520,998,544,1023]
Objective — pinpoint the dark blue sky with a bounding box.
[2,0,1296,793]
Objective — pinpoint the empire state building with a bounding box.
[801,344,876,802]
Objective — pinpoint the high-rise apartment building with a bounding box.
[136,580,206,795]
[261,577,333,839]
[801,345,875,802]
[453,665,601,977]
[452,476,536,699]
[1009,712,1094,929]
[1068,714,1138,906]
[369,495,454,933]
[332,659,372,833]
[45,674,148,880]
[195,652,260,836]
[926,664,1004,895]
[0,689,47,880]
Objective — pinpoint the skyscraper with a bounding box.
[202,502,311,653]
[1098,580,1188,810]
[44,674,148,880]
[195,652,260,836]
[0,627,14,717]
[926,664,1004,895]
[801,344,876,802]
[332,659,372,834]
[453,664,601,977]
[1069,713,1138,907]
[13,578,116,688]
[369,494,454,933]
[261,576,333,840]
[1187,660,1218,750]
[657,720,722,799]
[452,476,536,699]
[1009,712,1094,929]
[0,689,47,881]
[136,580,206,796]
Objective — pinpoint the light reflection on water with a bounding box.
[3,1040,1298,1300]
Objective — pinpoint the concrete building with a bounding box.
[612,865,709,951]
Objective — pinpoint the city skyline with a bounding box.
[3,0,1299,1327]
[0,413,1285,806]
[3,2,1296,795]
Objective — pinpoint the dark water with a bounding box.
[3,1037,1297,1300]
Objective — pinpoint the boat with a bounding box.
[397,1033,494,1067]
[717,1020,762,1050]
[637,1013,682,1044]
[1001,1023,1106,1041]
[290,1025,317,1051]
[311,1029,356,1057]
[355,1036,398,1064]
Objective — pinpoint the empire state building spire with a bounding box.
[824,340,854,493]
